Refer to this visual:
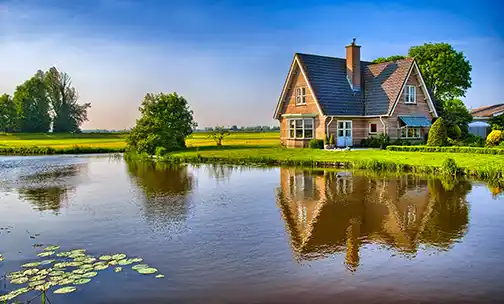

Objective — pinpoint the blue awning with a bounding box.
[399,115,432,127]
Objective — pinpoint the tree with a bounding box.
[230,125,238,131]
[208,126,230,146]
[371,55,407,64]
[489,113,504,130]
[13,70,52,132]
[44,67,91,133]
[427,117,448,146]
[441,98,472,137]
[0,94,18,132]
[127,92,197,154]
[408,43,472,102]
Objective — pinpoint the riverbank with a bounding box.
[154,146,504,184]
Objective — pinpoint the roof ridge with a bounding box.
[366,57,414,67]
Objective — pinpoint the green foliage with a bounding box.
[408,43,472,102]
[371,55,407,64]
[13,71,52,132]
[486,130,504,147]
[447,124,462,140]
[442,99,472,137]
[126,92,196,155]
[489,113,504,130]
[360,133,389,148]
[309,138,324,149]
[387,145,504,155]
[155,146,167,157]
[208,126,230,146]
[0,94,18,132]
[329,134,335,145]
[441,158,459,176]
[45,67,91,133]
[427,117,448,146]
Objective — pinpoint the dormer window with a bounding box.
[405,85,416,104]
[295,87,306,105]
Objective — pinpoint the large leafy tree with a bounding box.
[13,70,52,132]
[371,55,406,64]
[0,94,18,132]
[408,43,472,102]
[44,67,91,133]
[441,98,473,137]
[127,92,197,154]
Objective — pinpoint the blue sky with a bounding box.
[0,0,503,129]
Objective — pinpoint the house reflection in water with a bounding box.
[276,168,470,271]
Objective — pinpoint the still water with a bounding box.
[0,155,503,303]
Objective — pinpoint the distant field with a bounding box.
[0,132,280,149]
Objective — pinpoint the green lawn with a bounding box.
[0,132,128,149]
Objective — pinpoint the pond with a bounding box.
[0,155,503,303]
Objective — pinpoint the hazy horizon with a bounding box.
[1,0,503,129]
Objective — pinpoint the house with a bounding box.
[469,104,504,137]
[273,39,438,148]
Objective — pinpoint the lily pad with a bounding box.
[72,268,88,275]
[108,260,118,265]
[56,251,71,257]
[40,259,56,265]
[30,274,47,281]
[0,254,4,261]
[22,262,41,268]
[34,282,56,292]
[82,257,97,263]
[0,291,17,302]
[80,264,94,270]
[155,274,165,279]
[54,286,77,294]
[82,272,98,278]
[44,245,61,251]
[69,253,86,259]
[94,264,109,271]
[7,271,24,279]
[132,264,149,270]
[99,255,112,261]
[10,277,29,284]
[129,258,143,263]
[114,267,122,273]
[58,278,75,285]
[49,270,65,277]
[73,278,91,285]
[23,268,40,276]
[70,249,86,254]
[50,276,64,282]
[117,259,134,265]
[28,279,47,288]
[112,253,126,260]
[136,267,158,275]
[37,251,55,257]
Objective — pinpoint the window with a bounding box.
[405,85,416,104]
[400,127,421,139]
[369,123,378,134]
[295,87,307,105]
[288,118,313,139]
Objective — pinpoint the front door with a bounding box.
[337,120,352,147]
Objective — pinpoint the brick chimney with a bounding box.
[345,38,361,91]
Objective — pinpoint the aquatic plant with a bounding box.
[0,245,164,303]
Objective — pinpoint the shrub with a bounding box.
[155,146,167,158]
[309,138,324,149]
[462,134,486,147]
[329,134,335,145]
[441,158,459,176]
[386,145,504,155]
[447,124,462,139]
[427,117,448,146]
[486,130,504,147]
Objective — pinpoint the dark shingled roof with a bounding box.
[294,53,415,116]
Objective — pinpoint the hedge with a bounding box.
[386,145,504,155]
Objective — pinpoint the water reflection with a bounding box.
[16,164,85,214]
[126,160,194,232]
[277,169,470,271]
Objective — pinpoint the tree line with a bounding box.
[0,67,91,133]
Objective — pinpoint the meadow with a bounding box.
[1,131,503,183]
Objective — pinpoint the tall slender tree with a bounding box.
[13,70,52,132]
[0,94,18,132]
[45,67,91,133]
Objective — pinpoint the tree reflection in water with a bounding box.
[16,164,85,214]
[126,160,194,234]
[276,168,471,271]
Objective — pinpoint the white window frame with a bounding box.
[369,123,378,135]
[405,85,416,104]
[400,127,421,139]
[295,87,307,105]
[288,118,314,139]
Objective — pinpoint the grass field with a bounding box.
[1,132,503,183]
